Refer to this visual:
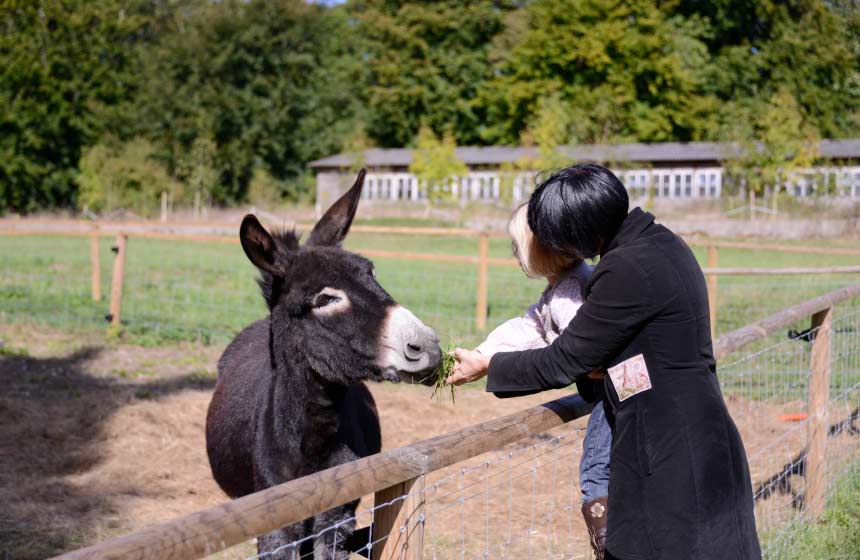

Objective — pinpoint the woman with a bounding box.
[448,164,760,560]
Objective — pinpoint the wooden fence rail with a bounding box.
[51,284,860,560]
[2,222,859,335]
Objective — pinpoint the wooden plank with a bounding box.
[108,234,127,327]
[475,233,489,330]
[370,476,425,560]
[713,284,860,361]
[4,218,860,255]
[90,232,101,302]
[362,249,477,265]
[3,225,860,276]
[687,239,860,257]
[51,394,593,560]
[700,265,860,275]
[806,308,832,519]
[707,245,718,339]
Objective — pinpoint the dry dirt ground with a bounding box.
[1,323,858,560]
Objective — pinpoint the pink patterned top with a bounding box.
[476,260,593,356]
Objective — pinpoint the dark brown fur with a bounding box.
[206,171,438,559]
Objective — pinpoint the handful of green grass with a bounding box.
[431,349,457,403]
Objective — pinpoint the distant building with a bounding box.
[310,140,860,210]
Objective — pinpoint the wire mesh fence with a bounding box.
[718,307,860,558]
[205,305,860,560]
[1,230,859,350]
[3,227,860,559]
[236,426,591,560]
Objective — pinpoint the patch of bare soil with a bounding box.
[1,325,858,559]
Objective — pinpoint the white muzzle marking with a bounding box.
[377,305,440,381]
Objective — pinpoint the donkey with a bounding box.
[206,170,441,559]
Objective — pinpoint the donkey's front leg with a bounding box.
[258,521,310,560]
[313,500,359,560]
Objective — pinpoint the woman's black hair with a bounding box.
[527,163,629,260]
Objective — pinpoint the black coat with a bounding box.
[487,208,761,560]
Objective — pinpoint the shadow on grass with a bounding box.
[0,347,215,559]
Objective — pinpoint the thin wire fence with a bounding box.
[234,425,591,560]
[1,232,858,349]
[3,229,860,558]
[719,308,860,558]
[202,309,860,560]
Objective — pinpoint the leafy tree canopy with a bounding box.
[2,0,859,212]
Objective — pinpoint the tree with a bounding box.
[77,138,182,218]
[137,0,364,204]
[498,95,575,204]
[349,0,514,147]
[482,0,718,145]
[723,89,820,216]
[179,137,219,207]
[681,0,860,140]
[409,125,468,204]
[342,121,374,173]
[0,0,151,212]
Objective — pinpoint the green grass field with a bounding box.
[1,232,858,351]
[767,464,860,560]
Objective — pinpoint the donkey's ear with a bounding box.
[306,169,366,247]
[240,215,280,275]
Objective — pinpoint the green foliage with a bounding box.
[724,89,820,196]
[135,0,363,204]
[247,168,284,208]
[349,0,514,147]
[409,125,468,204]
[179,137,219,203]
[3,0,860,213]
[77,138,181,217]
[342,121,374,173]
[0,0,151,212]
[482,0,718,145]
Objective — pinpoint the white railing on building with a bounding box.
[359,166,860,203]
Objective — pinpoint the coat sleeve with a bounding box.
[486,254,657,396]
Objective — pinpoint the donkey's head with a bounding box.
[240,170,441,385]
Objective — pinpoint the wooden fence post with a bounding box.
[806,307,832,519]
[160,192,168,223]
[108,234,128,327]
[475,232,489,331]
[371,475,425,560]
[89,229,101,302]
[707,245,718,339]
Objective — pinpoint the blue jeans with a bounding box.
[580,400,611,503]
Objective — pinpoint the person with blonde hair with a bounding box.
[454,203,613,559]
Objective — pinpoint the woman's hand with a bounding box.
[446,348,491,386]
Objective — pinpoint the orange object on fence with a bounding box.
[778,413,809,422]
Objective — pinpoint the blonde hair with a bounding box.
[507,204,577,280]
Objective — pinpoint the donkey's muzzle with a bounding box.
[377,305,442,385]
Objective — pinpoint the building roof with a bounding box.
[309,139,860,169]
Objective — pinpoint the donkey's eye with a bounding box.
[313,293,340,308]
[311,287,350,316]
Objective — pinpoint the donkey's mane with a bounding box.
[271,227,301,253]
[257,228,301,308]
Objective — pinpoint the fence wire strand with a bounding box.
[2,231,860,559]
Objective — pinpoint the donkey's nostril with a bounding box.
[407,343,422,353]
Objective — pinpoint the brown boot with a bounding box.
[582,496,608,560]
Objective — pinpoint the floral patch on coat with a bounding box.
[607,354,652,402]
